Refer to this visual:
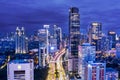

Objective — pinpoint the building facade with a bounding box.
[108,31,116,50]
[85,62,106,80]
[89,22,102,51]
[116,43,120,58]
[69,7,80,74]
[78,43,96,79]
[106,68,118,80]
[7,59,34,80]
[53,25,62,49]
[15,27,28,54]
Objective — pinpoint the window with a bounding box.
[14,70,25,80]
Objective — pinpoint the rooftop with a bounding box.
[106,68,118,72]
[9,59,33,64]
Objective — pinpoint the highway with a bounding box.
[46,48,67,80]
[0,55,10,69]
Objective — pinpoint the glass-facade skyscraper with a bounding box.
[69,7,80,73]
[108,31,116,50]
[89,22,102,52]
[15,27,28,54]
[69,7,80,56]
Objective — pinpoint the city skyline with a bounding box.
[0,5,120,79]
[0,0,120,34]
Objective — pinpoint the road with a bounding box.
[46,61,56,80]
[46,48,67,80]
[0,55,10,69]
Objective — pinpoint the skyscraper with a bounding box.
[15,27,28,54]
[7,59,34,80]
[53,25,62,49]
[108,31,116,50]
[69,7,80,74]
[89,22,102,51]
[78,43,96,79]
[38,28,48,67]
[38,25,50,64]
[39,44,46,67]
[116,43,120,58]
[101,36,109,51]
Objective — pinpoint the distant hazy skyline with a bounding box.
[0,0,120,34]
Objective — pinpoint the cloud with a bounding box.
[0,0,120,34]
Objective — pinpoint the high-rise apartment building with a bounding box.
[85,62,106,80]
[78,43,96,79]
[7,59,34,80]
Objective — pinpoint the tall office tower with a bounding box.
[53,25,62,49]
[85,62,106,80]
[89,22,102,52]
[15,27,28,54]
[88,28,92,43]
[38,25,50,64]
[69,7,80,74]
[38,29,47,66]
[108,31,116,50]
[7,59,34,80]
[39,44,46,67]
[101,36,109,51]
[15,27,21,53]
[43,25,50,62]
[78,43,96,79]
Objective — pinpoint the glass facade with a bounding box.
[90,22,102,51]
[108,31,116,49]
[69,7,80,56]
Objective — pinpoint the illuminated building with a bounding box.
[80,33,88,45]
[43,25,50,62]
[89,22,102,51]
[108,49,116,57]
[49,36,57,53]
[116,43,120,58]
[7,59,34,80]
[38,25,50,64]
[0,40,15,54]
[15,27,28,54]
[85,62,106,80]
[38,28,48,67]
[38,29,47,44]
[106,68,118,80]
[68,7,80,74]
[53,25,62,49]
[101,36,109,51]
[78,43,96,79]
[108,31,116,50]
[39,44,46,67]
